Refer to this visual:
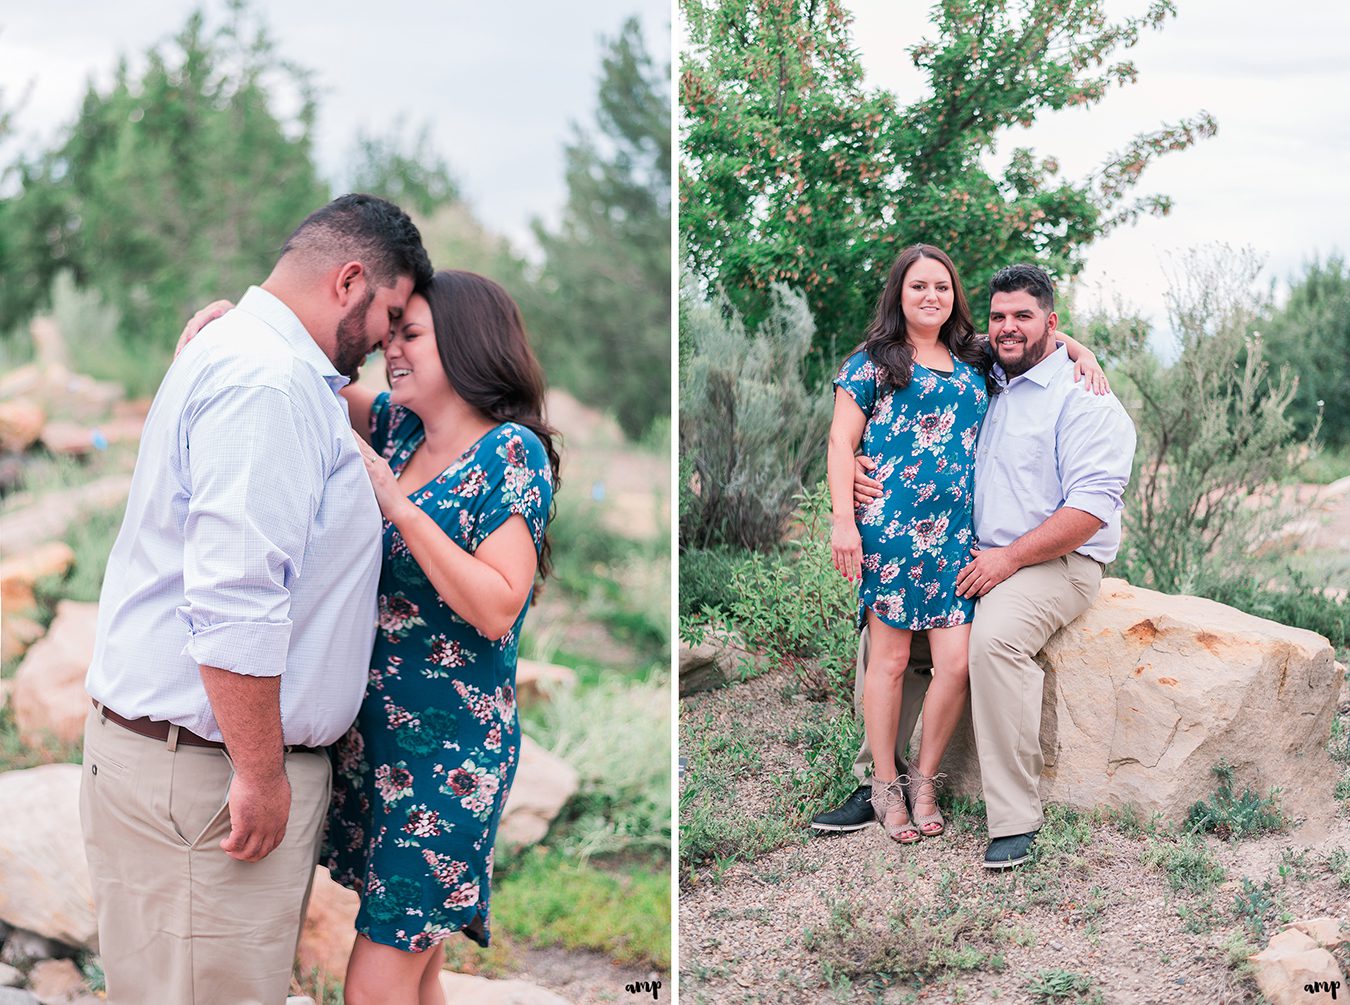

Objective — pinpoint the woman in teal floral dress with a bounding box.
[329,271,558,1003]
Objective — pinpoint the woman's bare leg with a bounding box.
[911,623,971,829]
[861,609,912,784]
[344,934,435,1005]
[418,941,447,1005]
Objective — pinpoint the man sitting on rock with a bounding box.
[811,263,1136,869]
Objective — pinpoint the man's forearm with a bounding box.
[1004,507,1104,570]
[199,665,284,779]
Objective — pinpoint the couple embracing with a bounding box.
[818,248,1136,868]
[81,194,558,1004]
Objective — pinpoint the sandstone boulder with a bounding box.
[0,475,132,548]
[438,972,572,1004]
[679,629,758,697]
[0,765,97,950]
[1250,927,1345,1005]
[13,602,98,748]
[919,579,1340,823]
[515,659,577,704]
[0,401,45,454]
[26,959,82,1004]
[0,543,76,663]
[498,736,578,850]
[296,868,359,984]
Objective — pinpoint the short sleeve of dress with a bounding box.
[472,425,554,553]
[833,350,879,418]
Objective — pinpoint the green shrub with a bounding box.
[723,482,857,702]
[1185,761,1286,841]
[1141,833,1226,894]
[679,271,831,551]
[679,545,752,618]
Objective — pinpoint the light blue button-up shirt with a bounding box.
[85,287,383,747]
[973,345,1136,563]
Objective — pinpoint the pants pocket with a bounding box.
[167,751,234,848]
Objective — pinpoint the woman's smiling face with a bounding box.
[385,293,450,409]
[900,255,954,335]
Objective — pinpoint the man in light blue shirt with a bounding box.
[80,194,433,1003]
[815,264,1135,870]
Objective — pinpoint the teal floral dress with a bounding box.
[834,350,988,630]
[325,392,553,952]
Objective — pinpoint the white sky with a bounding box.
[846,0,1350,336]
[0,1,670,253]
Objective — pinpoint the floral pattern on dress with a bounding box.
[325,392,553,952]
[834,349,988,630]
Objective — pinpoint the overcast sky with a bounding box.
[846,0,1350,337]
[1,1,669,253]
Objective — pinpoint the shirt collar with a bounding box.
[236,286,351,392]
[994,343,1068,390]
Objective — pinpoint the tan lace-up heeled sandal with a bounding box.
[870,776,920,844]
[904,769,947,837]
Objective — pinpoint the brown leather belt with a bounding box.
[92,699,322,755]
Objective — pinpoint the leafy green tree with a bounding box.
[1257,256,1350,450]
[681,0,1217,376]
[526,18,671,440]
[0,2,329,357]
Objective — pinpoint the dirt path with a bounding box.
[680,665,1350,1005]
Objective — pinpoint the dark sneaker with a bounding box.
[810,786,875,832]
[983,830,1039,869]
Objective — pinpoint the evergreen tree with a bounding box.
[0,3,329,353]
[527,17,671,440]
[681,0,1217,377]
[1258,256,1350,450]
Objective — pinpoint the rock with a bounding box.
[27,959,82,1004]
[0,766,98,951]
[296,868,359,984]
[921,579,1341,822]
[1,543,76,662]
[679,629,758,697]
[438,971,572,1004]
[0,401,45,453]
[285,998,317,1005]
[0,928,76,966]
[0,474,132,548]
[13,601,98,748]
[498,736,579,850]
[0,988,39,1005]
[1283,917,1348,948]
[515,659,577,704]
[39,416,143,457]
[1249,927,1345,1005]
[0,964,22,987]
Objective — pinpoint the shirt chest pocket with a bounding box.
[994,429,1053,499]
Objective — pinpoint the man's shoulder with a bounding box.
[181,314,318,403]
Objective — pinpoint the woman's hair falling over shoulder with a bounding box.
[422,269,561,581]
[859,244,995,395]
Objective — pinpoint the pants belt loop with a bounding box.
[93,700,107,724]
[166,724,180,753]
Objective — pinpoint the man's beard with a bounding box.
[332,290,376,380]
[997,322,1054,378]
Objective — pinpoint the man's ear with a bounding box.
[1046,310,1058,336]
[334,261,366,308]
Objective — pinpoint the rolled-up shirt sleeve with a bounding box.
[176,384,324,677]
[1057,395,1136,527]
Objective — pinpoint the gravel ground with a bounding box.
[679,665,1350,1005]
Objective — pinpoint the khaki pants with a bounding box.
[80,707,332,1005]
[849,553,1102,837]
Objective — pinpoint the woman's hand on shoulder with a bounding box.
[175,300,235,359]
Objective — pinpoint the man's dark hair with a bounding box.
[281,193,433,291]
[989,263,1055,313]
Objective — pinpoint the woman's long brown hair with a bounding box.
[422,269,562,580]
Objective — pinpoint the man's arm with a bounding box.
[954,508,1102,598]
[179,383,324,862]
